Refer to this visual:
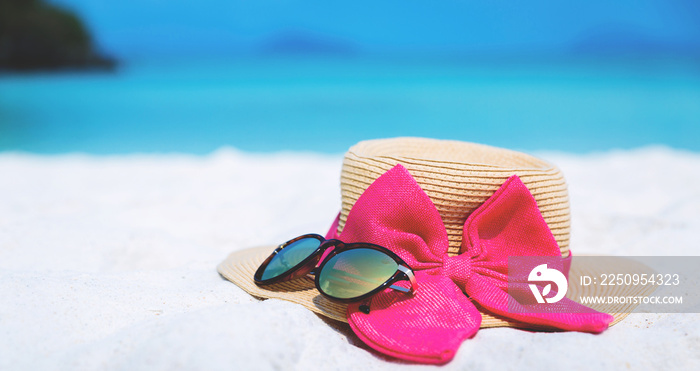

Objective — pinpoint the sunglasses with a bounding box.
[254,234,417,312]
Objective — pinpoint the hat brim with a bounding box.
[218,246,656,328]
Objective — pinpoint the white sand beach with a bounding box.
[1,146,699,370]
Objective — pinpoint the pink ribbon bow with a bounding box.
[324,164,613,364]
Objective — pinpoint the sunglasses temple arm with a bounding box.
[389,265,417,294]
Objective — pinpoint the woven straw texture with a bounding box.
[339,138,571,258]
[218,246,655,328]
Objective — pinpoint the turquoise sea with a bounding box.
[1,57,699,154]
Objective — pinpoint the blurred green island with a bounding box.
[0,0,115,71]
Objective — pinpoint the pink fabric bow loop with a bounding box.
[327,164,613,363]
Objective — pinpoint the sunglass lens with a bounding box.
[261,237,322,280]
[318,248,398,299]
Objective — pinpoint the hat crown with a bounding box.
[337,137,571,257]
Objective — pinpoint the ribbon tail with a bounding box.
[466,276,614,333]
[347,272,481,364]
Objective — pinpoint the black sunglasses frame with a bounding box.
[254,233,416,303]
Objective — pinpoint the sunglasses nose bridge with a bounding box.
[314,239,344,270]
[322,239,345,249]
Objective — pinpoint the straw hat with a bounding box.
[218,137,654,328]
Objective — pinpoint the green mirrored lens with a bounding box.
[262,237,321,280]
[318,248,398,299]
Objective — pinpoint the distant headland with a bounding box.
[0,0,116,71]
